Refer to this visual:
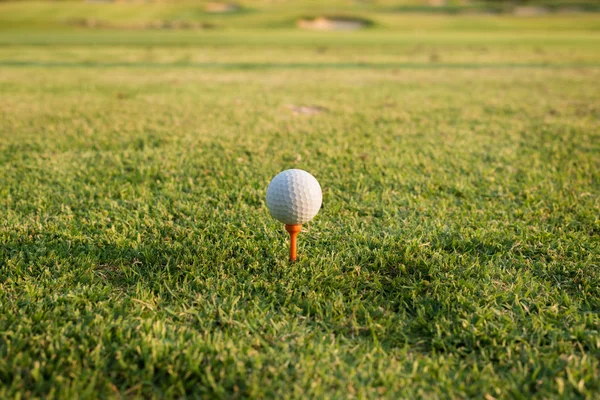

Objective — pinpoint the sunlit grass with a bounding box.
[0,2,599,399]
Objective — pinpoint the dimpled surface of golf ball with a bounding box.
[266,169,322,225]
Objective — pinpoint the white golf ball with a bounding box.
[266,169,322,225]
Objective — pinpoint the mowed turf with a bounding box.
[1,2,600,399]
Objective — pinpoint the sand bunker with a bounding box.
[513,6,549,16]
[297,17,369,31]
[205,2,239,13]
[64,18,215,30]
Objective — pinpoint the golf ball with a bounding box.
[266,169,322,225]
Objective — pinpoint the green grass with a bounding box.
[1,1,599,399]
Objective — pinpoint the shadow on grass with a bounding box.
[1,230,202,290]
[2,225,597,358]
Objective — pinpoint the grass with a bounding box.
[1,1,599,399]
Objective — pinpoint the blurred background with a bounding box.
[1,0,599,67]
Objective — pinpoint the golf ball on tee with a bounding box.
[266,169,322,225]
